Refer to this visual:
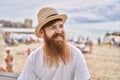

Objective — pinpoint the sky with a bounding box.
[0,0,120,27]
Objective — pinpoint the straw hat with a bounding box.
[35,7,67,38]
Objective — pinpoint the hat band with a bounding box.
[46,14,58,18]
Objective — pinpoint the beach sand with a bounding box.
[0,37,120,80]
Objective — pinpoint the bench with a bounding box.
[0,72,19,80]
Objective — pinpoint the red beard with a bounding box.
[44,31,66,53]
[43,31,71,67]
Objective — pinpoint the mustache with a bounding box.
[52,32,64,39]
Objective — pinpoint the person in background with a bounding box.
[3,32,9,45]
[98,37,101,45]
[89,40,93,53]
[5,48,14,72]
[18,7,90,80]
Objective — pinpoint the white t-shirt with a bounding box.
[18,43,90,80]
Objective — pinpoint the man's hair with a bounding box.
[6,50,10,53]
[41,19,62,30]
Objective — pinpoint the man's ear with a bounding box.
[40,29,44,37]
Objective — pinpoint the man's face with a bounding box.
[43,20,65,43]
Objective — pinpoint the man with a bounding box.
[18,7,90,80]
[5,48,13,72]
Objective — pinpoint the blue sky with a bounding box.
[0,0,120,26]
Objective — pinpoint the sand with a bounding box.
[0,37,120,80]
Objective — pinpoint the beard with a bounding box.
[43,31,71,67]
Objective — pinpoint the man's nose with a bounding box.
[55,28,62,33]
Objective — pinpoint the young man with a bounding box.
[18,7,90,80]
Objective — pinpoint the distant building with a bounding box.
[0,24,3,36]
[0,20,12,27]
[0,20,11,27]
[13,22,24,28]
[0,20,4,26]
[0,24,3,27]
[0,19,33,28]
[24,19,32,28]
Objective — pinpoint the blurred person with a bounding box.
[85,37,90,46]
[5,48,14,72]
[18,7,90,80]
[3,32,14,46]
[3,32,9,45]
[89,40,93,53]
[98,37,101,45]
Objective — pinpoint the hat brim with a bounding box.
[35,14,67,38]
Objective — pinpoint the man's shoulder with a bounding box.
[29,46,43,57]
[67,43,83,55]
[67,43,80,51]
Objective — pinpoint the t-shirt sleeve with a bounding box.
[74,48,90,80]
[17,52,37,80]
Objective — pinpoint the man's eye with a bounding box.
[60,25,63,28]
[50,26,56,29]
